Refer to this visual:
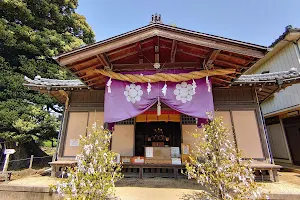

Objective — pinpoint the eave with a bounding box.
[51,22,268,90]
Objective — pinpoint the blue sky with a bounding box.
[77,0,300,47]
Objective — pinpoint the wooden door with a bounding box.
[283,116,300,165]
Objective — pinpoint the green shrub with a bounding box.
[53,123,123,200]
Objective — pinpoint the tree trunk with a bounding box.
[5,140,50,170]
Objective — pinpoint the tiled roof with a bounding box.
[25,68,300,88]
[24,76,86,87]
[235,68,300,83]
[269,26,300,48]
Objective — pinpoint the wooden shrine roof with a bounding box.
[24,68,300,104]
[53,15,269,90]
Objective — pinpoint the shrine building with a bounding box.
[25,14,300,181]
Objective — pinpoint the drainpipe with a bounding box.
[255,88,274,164]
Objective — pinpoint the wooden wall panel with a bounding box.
[232,111,264,158]
[69,90,104,107]
[213,87,255,103]
[87,112,104,128]
[111,125,134,156]
[215,111,235,143]
[63,112,89,157]
[182,125,202,153]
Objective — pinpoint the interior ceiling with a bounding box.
[65,36,261,89]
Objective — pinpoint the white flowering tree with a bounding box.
[186,114,263,200]
[53,123,123,200]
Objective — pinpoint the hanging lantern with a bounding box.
[106,77,112,93]
[157,97,161,116]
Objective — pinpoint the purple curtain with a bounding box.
[104,77,214,125]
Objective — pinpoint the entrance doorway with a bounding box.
[283,115,300,165]
[135,122,181,156]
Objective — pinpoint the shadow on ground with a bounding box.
[116,178,205,190]
[180,192,204,200]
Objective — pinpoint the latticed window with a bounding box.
[115,118,135,125]
[181,114,197,124]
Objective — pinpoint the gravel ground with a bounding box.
[2,171,300,199]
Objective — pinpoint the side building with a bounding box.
[246,26,300,166]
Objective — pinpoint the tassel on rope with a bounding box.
[192,79,197,94]
[162,82,167,96]
[106,77,112,93]
[147,80,152,95]
[206,76,211,92]
[157,97,161,116]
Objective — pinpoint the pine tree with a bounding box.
[185,114,263,200]
[54,123,123,200]
[0,0,95,164]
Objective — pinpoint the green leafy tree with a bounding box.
[185,114,263,200]
[0,0,95,161]
[53,123,123,200]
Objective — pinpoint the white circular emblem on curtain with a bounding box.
[124,83,143,104]
[174,82,195,103]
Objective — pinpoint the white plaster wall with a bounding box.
[250,43,300,115]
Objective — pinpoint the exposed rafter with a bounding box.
[155,37,160,63]
[98,53,112,69]
[206,49,221,67]
[211,77,232,83]
[137,42,144,64]
[214,60,247,69]
[170,40,178,63]
[177,49,206,58]
[112,62,200,70]
[110,46,154,62]
[74,64,102,74]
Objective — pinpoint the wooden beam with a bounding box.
[138,42,144,64]
[107,38,154,56]
[211,81,227,86]
[211,77,232,83]
[99,53,111,68]
[177,49,206,58]
[206,49,221,67]
[67,57,99,68]
[110,46,154,62]
[214,60,247,69]
[74,63,102,74]
[178,42,210,53]
[218,74,237,80]
[88,79,106,87]
[112,62,200,70]
[170,40,178,63]
[84,76,101,83]
[155,37,160,63]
